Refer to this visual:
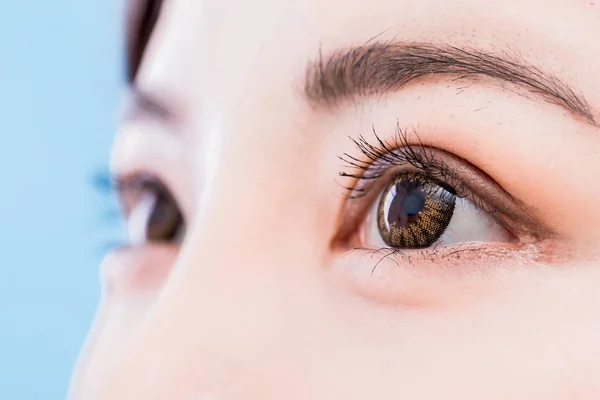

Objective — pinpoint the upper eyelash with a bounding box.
[90,169,143,198]
[90,170,156,220]
[337,122,544,246]
[339,122,458,199]
[107,173,166,197]
[337,121,520,234]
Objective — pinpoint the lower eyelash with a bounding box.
[352,243,530,274]
[352,243,489,274]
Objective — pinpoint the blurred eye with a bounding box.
[117,174,185,245]
[363,172,510,249]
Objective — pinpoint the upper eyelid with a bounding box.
[337,129,553,242]
[341,136,497,208]
[338,126,448,197]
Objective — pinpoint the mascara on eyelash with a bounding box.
[337,122,547,250]
[339,123,458,200]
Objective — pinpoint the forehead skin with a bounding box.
[133,0,600,242]
[138,0,600,119]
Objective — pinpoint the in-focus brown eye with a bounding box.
[377,173,456,248]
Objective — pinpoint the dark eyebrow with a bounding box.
[305,42,596,126]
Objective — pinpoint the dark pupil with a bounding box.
[147,192,183,242]
[388,180,426,229]
[378,173,456,249]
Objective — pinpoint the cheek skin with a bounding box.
[322,258,600,399]
[100,246,177,296]
[74,250,600,399]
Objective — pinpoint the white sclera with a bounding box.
[365,191,510,249]
[127,191,158,246]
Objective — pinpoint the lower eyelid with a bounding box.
[101,245,178,296]
[352,243,530,268]
[330,244,546,309]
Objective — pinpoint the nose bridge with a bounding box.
[101,135,328,399]
[183,94,326,266]
[186,139,317,267]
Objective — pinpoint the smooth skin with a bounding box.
[69,0,600,399]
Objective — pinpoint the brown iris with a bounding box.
[119,174,185,243]
[377,173,456,248]
[145,188,184,242]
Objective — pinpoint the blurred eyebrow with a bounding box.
[305,42,597,126]
[121,87,176,124]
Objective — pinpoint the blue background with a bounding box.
[0,2,124,398]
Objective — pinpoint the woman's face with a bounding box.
[70,0,600,398]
